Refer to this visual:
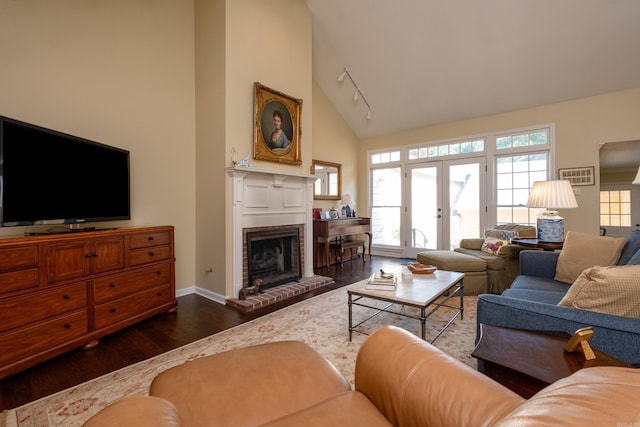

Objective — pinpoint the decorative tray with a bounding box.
[407,262,437,274]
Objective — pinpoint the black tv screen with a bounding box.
[0,116,130,229]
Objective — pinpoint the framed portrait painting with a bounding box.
[253,82,302,165]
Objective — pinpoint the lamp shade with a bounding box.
[527,180,578,209]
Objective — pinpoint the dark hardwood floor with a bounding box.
[0,255,409,411]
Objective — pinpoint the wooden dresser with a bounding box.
[0,225,176,379]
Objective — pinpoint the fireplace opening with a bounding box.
[246,227,302,292]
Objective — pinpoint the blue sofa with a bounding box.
[476,231,640,367]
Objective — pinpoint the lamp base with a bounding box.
[536,211,565,243]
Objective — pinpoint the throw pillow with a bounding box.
[558,265,640,318]
[554,231,626,284]
[485,228,520,241]
[481,236,509,255]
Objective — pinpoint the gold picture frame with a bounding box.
[253,82,302,165]
[558,166,595,186]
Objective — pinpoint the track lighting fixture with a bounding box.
[336,67,373,120]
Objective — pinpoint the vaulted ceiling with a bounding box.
[307,0,640,140]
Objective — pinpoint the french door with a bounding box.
[371,157,486,258]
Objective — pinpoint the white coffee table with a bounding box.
[347,269,464,342]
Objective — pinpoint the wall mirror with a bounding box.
[312,159,341,200]
[598,140,640,237]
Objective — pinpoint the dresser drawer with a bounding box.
[0,310,88,366]
[0,282,87,333]
[0,245,38,272]
[128,245,171,267]
[0,268,39,295]
[129,231,171,250]
[94,284,172,330]
[93,263,171,304]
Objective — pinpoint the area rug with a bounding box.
[2,281,478,427]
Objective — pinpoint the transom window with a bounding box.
[408,139,485,160]
[371,150,401,164]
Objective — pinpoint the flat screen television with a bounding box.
[0,115,130,232]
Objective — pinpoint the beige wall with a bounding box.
[359,89,640,235]
[311,81,360,212]
[221,0,313,296]
[0,1,197,290]
[194,0,227,294]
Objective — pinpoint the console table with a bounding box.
[313,217,372,268]
[511,238,563,251]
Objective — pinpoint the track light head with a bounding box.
[367,109,373,120]
[337,70,347,82]
[353,89,359,102]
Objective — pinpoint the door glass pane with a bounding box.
[411,167,438,249]
[372,168,401,246]
[449,163,480,248]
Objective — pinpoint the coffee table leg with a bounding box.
[460,278,464,320]
[348,291,353,342]
[420,307,426,340]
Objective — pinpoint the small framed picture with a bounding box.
[558,166,595,186]
[253,82,302,165]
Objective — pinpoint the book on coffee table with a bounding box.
[366,271,397,290]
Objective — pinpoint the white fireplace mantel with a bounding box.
[226,166,317,298]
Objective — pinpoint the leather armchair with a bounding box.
[84,325,640,426]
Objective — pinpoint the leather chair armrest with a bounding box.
[355,326,524,426]
[83,396,181,427]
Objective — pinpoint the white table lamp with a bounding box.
[526,180,578,242]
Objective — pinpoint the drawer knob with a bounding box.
[64,323,71,329]
[24,298,30,305]
[109,282,117,288]
[156,271,162,275]
[25,330,31,337]
[85,252,98,258]
[149,251,155,257]
[64,294,71,300]
[110,308,117,313]
[157,292,163,297]
[149,236,155,241]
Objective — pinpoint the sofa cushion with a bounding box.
[618,230,640,265]
[510,275,571,293]
[456,247,508,271]
[261,392,393,427]
[502,288,567,305]
[554,231,626,283]
[558,265,640,318]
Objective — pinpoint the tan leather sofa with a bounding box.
[84,325,640,427]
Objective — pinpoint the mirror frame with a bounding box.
[311,159,342,200]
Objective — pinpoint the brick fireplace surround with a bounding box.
[225,166,333,312]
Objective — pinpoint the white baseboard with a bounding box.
[175,286,227,305]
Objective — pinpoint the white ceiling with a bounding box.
[307,0,640,140]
